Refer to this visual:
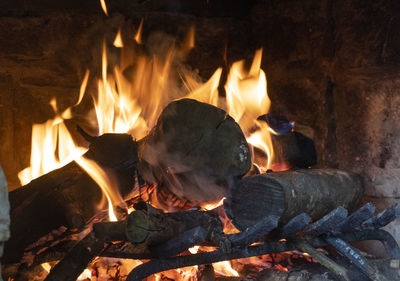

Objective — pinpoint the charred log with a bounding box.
[3,133,138,264]
[271,131,317,169]
[43,232,106,281]
[93,202,227,253]
[224,169,363,230]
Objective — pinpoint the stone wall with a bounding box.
[0,0,399,256]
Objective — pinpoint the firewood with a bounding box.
[93,202,227,253]
[271,131,317,169]
[3,133,138,264]
[5,98,251,263]
[137,98,251,205]
[224,169,363,230]
[43,232,106,281]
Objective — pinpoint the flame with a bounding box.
[77,269,92,280]
[113,30,124,48]
[134,19,143,44]
[18,71,121,222]
[100,0,108,16]
[200,197,225,211]
[41,263,51,273]
[225,49,273,172]
[181,25,195,56]
[213,261,240,277]
[18,98,87,186]
[75,156,123,221]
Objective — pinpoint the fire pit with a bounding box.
[1,0,400,280]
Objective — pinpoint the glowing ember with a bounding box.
[214,261,240,277]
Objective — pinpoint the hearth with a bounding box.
[1,0,400,280]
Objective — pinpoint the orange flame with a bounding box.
[134,19,144,44]
[113,30,124,48]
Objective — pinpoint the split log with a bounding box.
[3,133,138,264]
[137,98,251,205]
[224,169,363,230]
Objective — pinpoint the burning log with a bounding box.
[124,203,400,281]
[224,169,363,230]
[3,133,138,264]
[4,98,251,264]
[93,202,228,254]
[43,232,106,281]
[137,98,252,205]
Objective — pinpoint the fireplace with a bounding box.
[1,0,400,280]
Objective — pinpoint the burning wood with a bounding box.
[3,133,138,264]
[3,22,400,281]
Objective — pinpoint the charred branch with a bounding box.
[43,232,107,281]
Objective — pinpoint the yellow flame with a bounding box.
[94,40,174,138]
[18,71,121,222]
[213,261,239,277]
[100,0,108,16]
[75,156,123,221]
[200,197,225,211]
[77,269,92,280]
[113,30,124,48]
[41,262,51,273]
[184,68,222,107]
[225,49,273,172]
[134,19,144,44]
[18,99,87,185]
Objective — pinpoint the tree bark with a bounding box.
[224,169,363,230]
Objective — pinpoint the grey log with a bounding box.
[224,169,363,230]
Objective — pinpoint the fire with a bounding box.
[134,19,144,44]
[225,49,273,172]
[20,26,285,280]
[113,29,124,48]
[100,0,108,16]
[200,197,225,211]
[75,156,123,221]
[213,261,240,277]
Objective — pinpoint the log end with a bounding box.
[224,175,285,231]
[125,211,149,244]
